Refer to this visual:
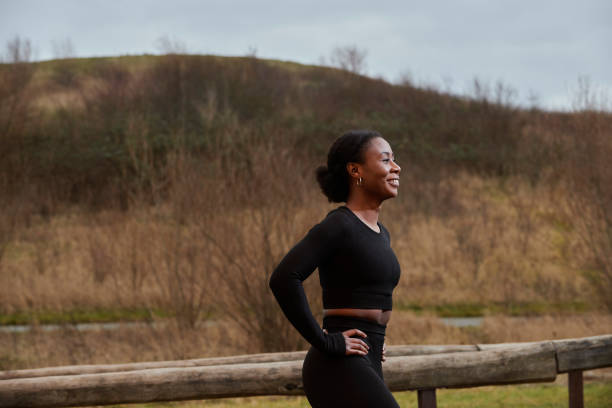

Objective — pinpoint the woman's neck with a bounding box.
[345,197,381,228]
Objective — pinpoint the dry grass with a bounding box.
[1,159,606,368]
[477,313,612,343]
[385,172,592,307]
[385,311,473,345]
[0,173,595,314]
[0,319,238,370]
[1,312,609,371]
[386,311,612,346]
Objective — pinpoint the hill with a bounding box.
[2,53,570,205]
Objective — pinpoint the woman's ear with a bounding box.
[346,162,361,180]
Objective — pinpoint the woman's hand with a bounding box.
[324,328,369,356]
[382,342,386,362]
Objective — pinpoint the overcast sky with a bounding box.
[2,0,610,111]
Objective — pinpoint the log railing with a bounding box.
[0,334,610,408]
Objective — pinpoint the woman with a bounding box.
[269,130,402,407]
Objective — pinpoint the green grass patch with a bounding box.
[104,383,611,407]
[395,301,592,317]
[0,307,171,326]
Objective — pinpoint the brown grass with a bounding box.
[0,319,237,370]
[385,172,593,306]
[2,312,609,371]
[0,173,596,311]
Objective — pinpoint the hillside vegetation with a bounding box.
[1,50,611,365]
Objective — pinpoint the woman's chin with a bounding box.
[379,190,398,201]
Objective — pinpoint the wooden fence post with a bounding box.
[417,389,437,408]
[568,370,583,408]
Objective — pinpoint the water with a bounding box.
[439,316,483,327]
[0,318,480,333]
[0,321,154,333]
[0,320,217,333]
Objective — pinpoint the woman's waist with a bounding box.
[322,308,390,333]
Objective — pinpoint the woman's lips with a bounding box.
[388,179,399,187]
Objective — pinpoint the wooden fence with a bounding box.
[0,334,610,408]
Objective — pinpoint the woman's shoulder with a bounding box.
[325,205,352,222]
[316,206,352,232]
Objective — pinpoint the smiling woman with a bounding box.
[269,130,402,407]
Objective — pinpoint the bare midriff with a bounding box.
[323,308,392,325]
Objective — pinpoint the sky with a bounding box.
[1,0,611,111]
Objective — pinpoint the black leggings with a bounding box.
[302,315,400,408]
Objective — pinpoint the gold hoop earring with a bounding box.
[357,177,363,186]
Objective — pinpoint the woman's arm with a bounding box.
[269,213,346,356]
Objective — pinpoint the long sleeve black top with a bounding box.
[269,206,401,356]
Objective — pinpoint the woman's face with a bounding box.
[354,137,401,200]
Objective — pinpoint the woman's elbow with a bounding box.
[269,268,282,293]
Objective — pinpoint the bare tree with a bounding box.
[564,119,612,310]
[0,36,35,152]
[396,69,414,87]
[4,36,31,63]
[562,82,612,310]
[329,45,368,75]
[156,35,187,55]
[51,38,76,59]
[50,37,78,86]
[245,45,258,58]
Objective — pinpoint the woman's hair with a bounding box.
[316,130,381,203]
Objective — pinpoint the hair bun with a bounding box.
[315,130,381,202]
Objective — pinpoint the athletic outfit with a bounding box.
[269,206,401,407]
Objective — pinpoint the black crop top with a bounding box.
[269,206,401,356]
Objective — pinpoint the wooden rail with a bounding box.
[0,345,477,380]
[0,334,609,408]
